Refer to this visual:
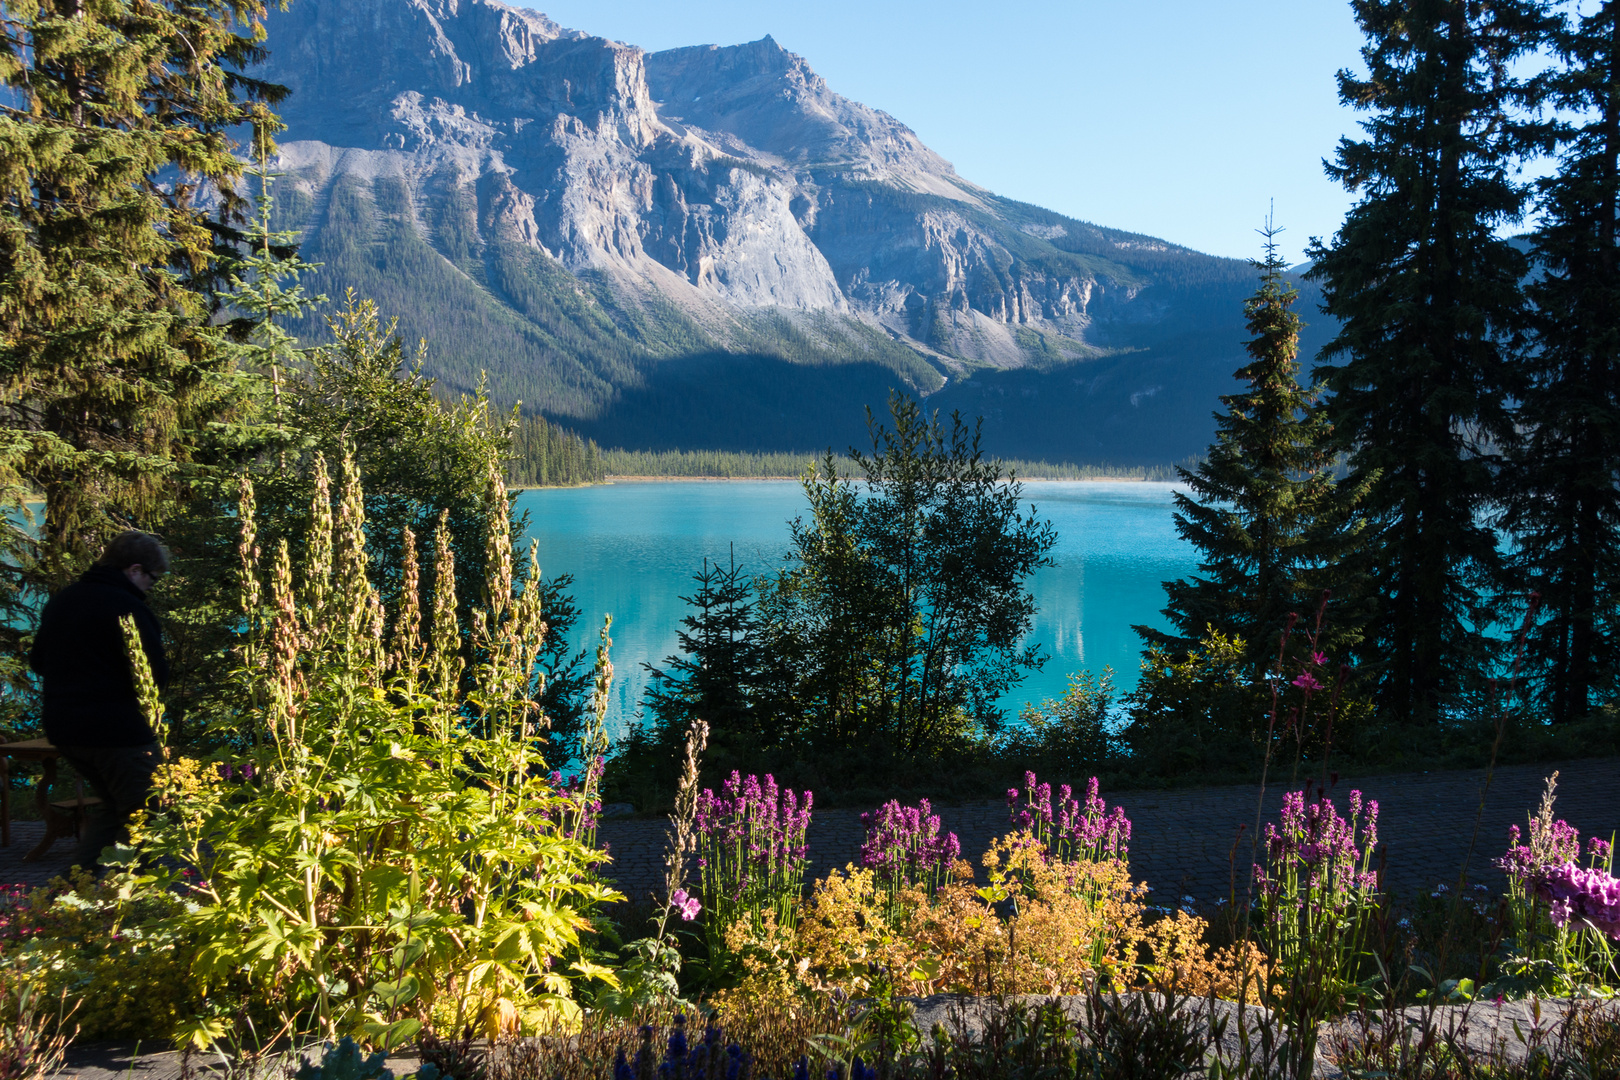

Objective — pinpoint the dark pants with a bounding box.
[54,742,161,871]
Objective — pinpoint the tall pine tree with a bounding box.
[1500,0,1620,722]
[0,0,283,583]
[1305,0,1552,723]
[1139,221,1367,669]
[641,548,778,757]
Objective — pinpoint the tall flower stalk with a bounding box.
[1007,773,1130,864]
[694,772,813,944]
[118,447,620,1045]
[1495,772,1620,992]
[1251,784,1380,1063]
[860,798,960,919]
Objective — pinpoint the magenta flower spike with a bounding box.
[1011,771,1132,865]
[859,795,960,905]
[693,771,814,943]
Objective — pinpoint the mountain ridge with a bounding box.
[256,0,1325,462]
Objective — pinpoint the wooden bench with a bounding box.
[0,738,96,860]
[47,794,103,840]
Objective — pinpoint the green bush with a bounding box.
[5,453,619,1048]
[0,873,203,1040]
[1004,668,1118,776]
[1120,631,1270,780]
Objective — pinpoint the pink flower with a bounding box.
[671,889,701,921]
[1535,863,1620,941]
[1292,671,1323,691]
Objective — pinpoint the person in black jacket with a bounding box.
[28,531,170,870]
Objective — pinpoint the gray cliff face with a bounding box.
[255,0,1280,460]
[258,0,1167,361]
[643,36,963,187]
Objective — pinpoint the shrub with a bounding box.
[0,872,200,1041]
[794,775,1253,1001]
[27,453,622,1048]
[1141,910,1269,1004]
[1005,668,1118,776]
[1121,632,1269,780]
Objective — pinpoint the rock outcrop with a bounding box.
[256,0,1313,460]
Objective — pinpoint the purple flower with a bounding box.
[1252,787,1380,913]
[693,773,813,931]
[1011,771,1132,863]
[1497,813,1583,884]
[671,888,701,922]
[860,798,959,896]
[1535,863,1620,941]
[1292,671,1324,691]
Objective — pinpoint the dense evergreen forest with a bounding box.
[504,414,1193,485]
[506,415,607,487]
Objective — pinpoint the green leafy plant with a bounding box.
[1006,668,1118,776]
[1123,630,1269,780]
[119,452,619,1046]
[0,870,199,1042]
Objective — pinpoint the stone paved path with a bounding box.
[6,758,1617,909]
[595,757,1620,908]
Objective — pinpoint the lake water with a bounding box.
[515,480,1197,735]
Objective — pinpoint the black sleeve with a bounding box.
[26,606,56,676]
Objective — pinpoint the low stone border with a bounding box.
[908,993,1619,1079]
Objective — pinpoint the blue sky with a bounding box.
[516,0,1367,264]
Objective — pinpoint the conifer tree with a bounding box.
[641,548,778,756]
[1500,0,1620,722]
[0,0,285,582]
[1139,222,1367,668]
[1305,0,1553,722]
[157,130,328,738]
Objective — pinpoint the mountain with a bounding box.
[255,0,1329,463]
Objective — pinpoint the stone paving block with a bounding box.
[5,757,1616,912]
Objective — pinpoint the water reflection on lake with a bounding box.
[515,480,1197,737]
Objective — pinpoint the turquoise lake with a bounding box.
[515,480,1198,735]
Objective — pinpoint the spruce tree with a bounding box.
[1305,0,1553,722]
[1139,222,1367,668]
[641,548,778,755]
[1500,0,1620,722]
[156,133,328,739]
[0,0,283,582]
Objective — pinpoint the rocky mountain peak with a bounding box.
[252,0,1271,463]
[264,0,658,151]
[644,34,959,186]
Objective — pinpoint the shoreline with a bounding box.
[515,474,1175,488]
[511,475,1178,491]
